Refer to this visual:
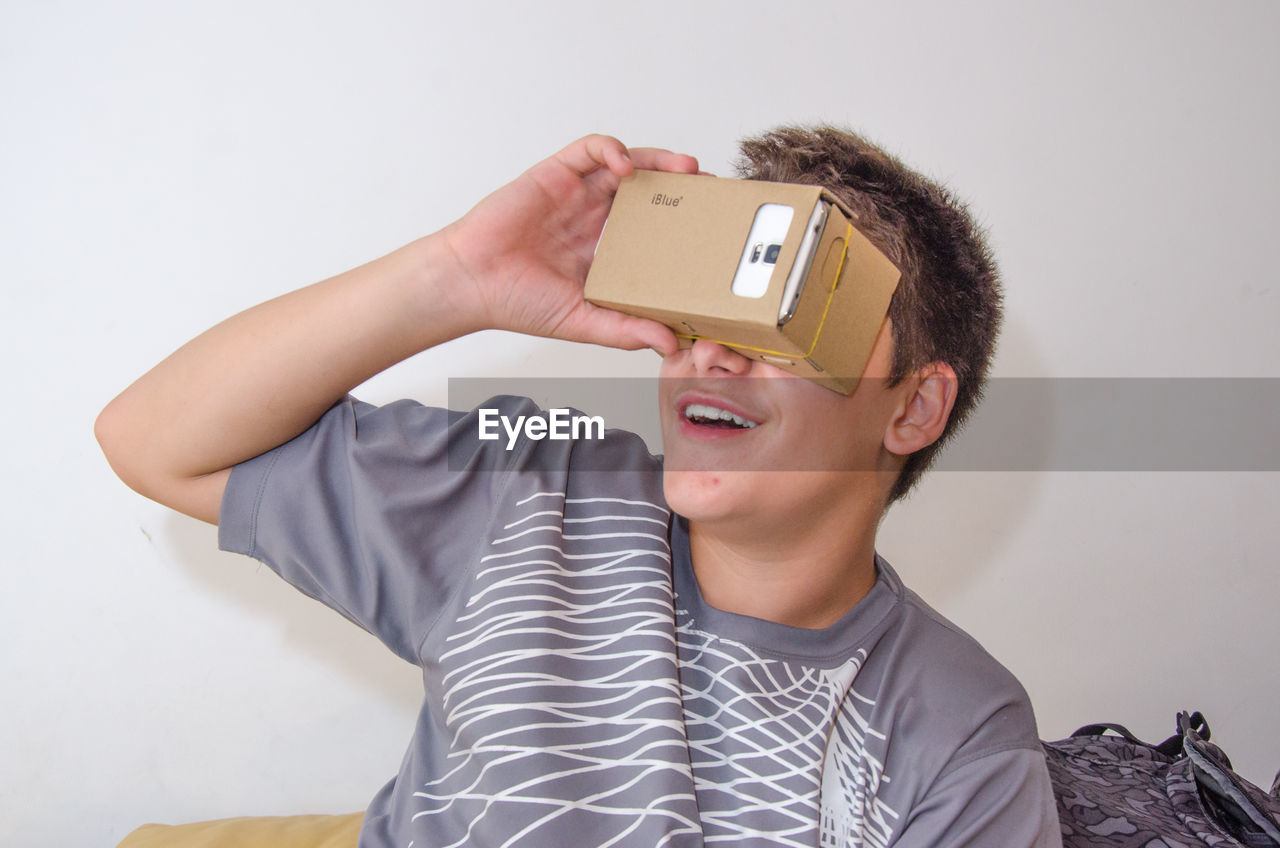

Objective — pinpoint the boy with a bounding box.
[97,128,1062,846]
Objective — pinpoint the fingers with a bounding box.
[553,134,635,179]
[630,315,680,356]
[553,135,701,181]
[629,146,701,175]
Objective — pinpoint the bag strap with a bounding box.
[1071,711,1209,759]
[1181,712,1280,846]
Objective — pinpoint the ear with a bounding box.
[883,362,958,456]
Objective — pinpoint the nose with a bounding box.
[688,339,754,376]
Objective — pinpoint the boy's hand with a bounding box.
[441,135,698,355]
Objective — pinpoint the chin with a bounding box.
[661,467,761,525]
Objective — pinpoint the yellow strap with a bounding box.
[675,222,853,360]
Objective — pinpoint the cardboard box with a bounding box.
[584,170,901,394]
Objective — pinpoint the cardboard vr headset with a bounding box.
[584,170,901,394]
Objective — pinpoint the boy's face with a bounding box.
[658,323,905,529]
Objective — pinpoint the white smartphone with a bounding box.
[729,203,795,299]
[729,200,830,326]
[777,199,830,326]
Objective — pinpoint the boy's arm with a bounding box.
[95,135,692,524]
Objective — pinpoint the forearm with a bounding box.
[96,232,477,522]
[98,135,692,524]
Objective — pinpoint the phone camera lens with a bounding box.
[763,243,782,265]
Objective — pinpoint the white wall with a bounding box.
[3,1,1277,845]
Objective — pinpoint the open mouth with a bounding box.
[682,402,759,431]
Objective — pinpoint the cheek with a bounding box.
[777,402,851,461]
[781,382,892,470]
[774,411,877,472]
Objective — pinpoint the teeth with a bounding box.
[684,403,757,429]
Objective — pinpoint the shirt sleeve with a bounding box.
[217,395,536,664]
[890,746,1063,848]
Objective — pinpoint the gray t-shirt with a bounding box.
[219,395,1061,848]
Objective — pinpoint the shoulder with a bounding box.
[869,560,1041,764]
[845,560,1060,845]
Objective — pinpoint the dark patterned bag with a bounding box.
[1045,712,1280,847]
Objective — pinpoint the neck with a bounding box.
[686,480,883,629]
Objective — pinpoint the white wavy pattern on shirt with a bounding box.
[412,491,701,848]
[820,684,899,848]
[677,625,898,848]
[411,489,898,848]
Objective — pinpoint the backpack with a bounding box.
[1045,712,1280,847]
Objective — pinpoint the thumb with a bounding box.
[562,304,680,356]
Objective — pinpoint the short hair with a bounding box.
[735,125,1002,503]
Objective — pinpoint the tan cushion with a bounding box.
[116,812,363,848]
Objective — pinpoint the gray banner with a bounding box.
[447,378,1280,472]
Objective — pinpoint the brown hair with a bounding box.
[735,125,1002,502]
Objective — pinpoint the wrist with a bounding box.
[395,229,492,343]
